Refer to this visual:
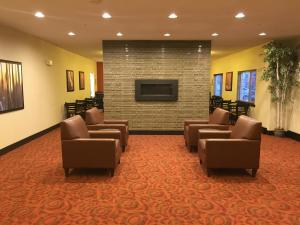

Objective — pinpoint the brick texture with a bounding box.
[103,41,211,131]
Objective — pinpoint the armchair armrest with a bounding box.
[184,119,209,126]
[189,124,230,131]
[87,124,127,132]
[88,130,121,140]
[104,120,128,126]
[204,139,260,168]
[62,139,120,168]
[198,129,232,139]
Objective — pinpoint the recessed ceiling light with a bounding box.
[211,33,219,37]
[168,13,178,19]
[164,33,171,37]
[102,12,112,19]
[116,32,123,37]
[68,32,76,36]
[259,32,267,36]
[34,11,45,18]
[235,12,245,19]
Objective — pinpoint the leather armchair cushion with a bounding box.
[208,108,230,125]
[61,116,90,140]
[230,115,262,140]
[85,107,103,125]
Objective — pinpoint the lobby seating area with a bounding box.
[1,1,300,224]
[0,124,299,224]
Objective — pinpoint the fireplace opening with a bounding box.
[135,79,178,101]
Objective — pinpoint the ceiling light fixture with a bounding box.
[116,32,123,37]
[34,11,45,18]
[235,12,245,19]
[164,33,171,37]
[68,32,76,36]
[211,33,219,37]
[102,12,112,19]
[259,32,267,36]
[168,13,178,19]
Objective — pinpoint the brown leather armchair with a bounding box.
[198,115,262,177]
[85,107,129,151]
[61,115,122,177]
[184,108,230,151]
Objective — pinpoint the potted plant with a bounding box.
[262,41,299,136]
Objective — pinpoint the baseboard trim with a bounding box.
[262,127,300,141]
[261,127,274,135]
[286,130,300,141]
[130,130,183,135]
[0,123,60,155]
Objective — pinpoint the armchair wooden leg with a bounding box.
[251,169,257,177]
[64,168,69,177]
[122,145,126,152]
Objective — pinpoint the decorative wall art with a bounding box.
[79,71,85,90]
[0,60,24,113]
[225,72,233,91]
[66,70,74,92]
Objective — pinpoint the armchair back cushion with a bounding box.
[231,115,261,140]
[61,115,90,140]
[85,107,103,125]
[209,108,229,125]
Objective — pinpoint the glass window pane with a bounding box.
[238,70,256,103]
[214,74,222,96]
[250,71,256,102]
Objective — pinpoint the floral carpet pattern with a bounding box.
[0,130,299,225]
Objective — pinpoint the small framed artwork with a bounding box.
[0,59,24,114]
[66,70,74,92]
[225,72,233,91]
[79,71,85,90]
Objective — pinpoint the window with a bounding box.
[214,74,223,96]
[89,73,95,97]
[238,70,256,103]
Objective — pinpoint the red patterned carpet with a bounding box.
[0,130,300,225]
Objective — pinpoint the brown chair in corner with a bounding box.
[61,115,122,177]
[184,108,230,151]
[85,107,129,151]
[198,115,262,177]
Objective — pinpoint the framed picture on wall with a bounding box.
[0,59,24,114]
[66,70,74,92]
[79,71,85,90]
[225,72,233,91]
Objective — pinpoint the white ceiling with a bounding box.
[0,0,299,61]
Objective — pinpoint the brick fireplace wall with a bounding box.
[103,40,211,131]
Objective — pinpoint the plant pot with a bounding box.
[274,129,285,137]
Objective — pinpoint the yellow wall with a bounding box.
[211,44,300,133]
[0,25,96,150]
